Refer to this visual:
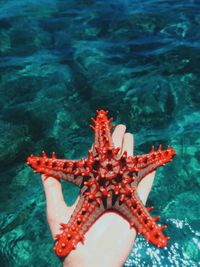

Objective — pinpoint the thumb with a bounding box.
[41,175,80,239]
[41,175,65,207]
[41,175,69,238]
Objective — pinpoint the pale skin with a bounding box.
[41,125,156,267]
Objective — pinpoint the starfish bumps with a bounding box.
[27,110,176,257]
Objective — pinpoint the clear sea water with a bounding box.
[0,0,199,266]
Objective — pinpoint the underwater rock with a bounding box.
[163,191,200,221]
[50,107,92,159]
[10,166,32,188]
[0,121,31,169]
[0,30,11,54]
[182,238,200,263]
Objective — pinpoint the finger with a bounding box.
[112,124,126,150]
[41,175,65,207]
[137,171,156,205]
[41,175,80,214]
[121,133,134,156]
[41,175,72,237]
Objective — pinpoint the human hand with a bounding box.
[41,125,156,267]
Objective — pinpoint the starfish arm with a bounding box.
[90,110,114,151]
[127,145,176,185]
[53,196,104,257]
[26,152,89,187]
[114,192,169,248]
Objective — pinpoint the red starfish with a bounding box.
[27,110,176,257]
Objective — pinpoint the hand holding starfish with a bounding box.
[41,125,156,267]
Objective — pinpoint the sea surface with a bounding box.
[0,0,199,266]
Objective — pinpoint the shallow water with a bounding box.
[0,0,199,266]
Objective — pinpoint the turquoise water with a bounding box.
[0,0,199,266]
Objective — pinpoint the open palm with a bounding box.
[41,125,155,267]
